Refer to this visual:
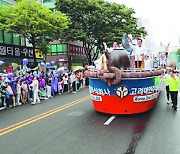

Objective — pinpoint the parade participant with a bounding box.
[30,77,40,105]
[132,38,147,68]
[161,70,179,111]
[103,41,120,52]
[94,51,107,71]
[16,79,22,106]
[163,68,171,105]
[144,54,152,70]
[153,56,159,69]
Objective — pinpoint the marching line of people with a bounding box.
[0,69,89,111]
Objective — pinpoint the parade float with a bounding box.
[84,44,164,114]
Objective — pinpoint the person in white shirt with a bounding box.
[94,51,107,70]
[16,79,22,106]
[103,42,121,53]
[70,72,76,93]
[132,38,147,68]
[63,74,68,92]
[30,77,40,105]
[144,54,152,70]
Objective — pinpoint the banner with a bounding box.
[0,43,34,58]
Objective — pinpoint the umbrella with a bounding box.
[0,60,4,66]
[73,66,83,72]
[57,67,68,74]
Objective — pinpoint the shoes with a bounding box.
[44,97,49,100]
[174,107,178,111]
[0,107,5,110]
[31,102,36,105]
[9,105,12,108]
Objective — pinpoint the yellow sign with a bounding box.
[35,49,44,59]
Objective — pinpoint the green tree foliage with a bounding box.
[176,48,180,55]
[0,0,69,63]
[55,0,147,64]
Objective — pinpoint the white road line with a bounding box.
[104,115,116,125]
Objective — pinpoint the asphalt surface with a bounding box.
[0,86,180,154]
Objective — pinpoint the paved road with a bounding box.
[0,86,180,154]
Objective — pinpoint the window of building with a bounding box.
[4,31,12,44]
[0,30,3,43]
[13,33,20,46]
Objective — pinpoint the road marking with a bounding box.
[0,95,90,137]
[104,115,116,125]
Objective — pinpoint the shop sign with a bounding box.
[69,44,83,55]
[57,58,68,62]
[0,43,34,58]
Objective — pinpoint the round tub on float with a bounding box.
[89,75,161,114]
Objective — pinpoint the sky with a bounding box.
[107,0,180,48]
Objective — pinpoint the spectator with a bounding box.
[30,77,40,105]
[16,79,22,106]
[63,74,69,92]
[21,80,28,104]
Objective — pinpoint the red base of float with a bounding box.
[92,92,160,114]
[89,77,161,114]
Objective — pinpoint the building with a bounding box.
[42,0,87,71]
[0,0,44,73]
[47,40,87,71]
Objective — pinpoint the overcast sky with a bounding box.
[107,0,180,47]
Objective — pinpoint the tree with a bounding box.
[0,0,69,64]
[55,0,147,65]
[176,48,180,55]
